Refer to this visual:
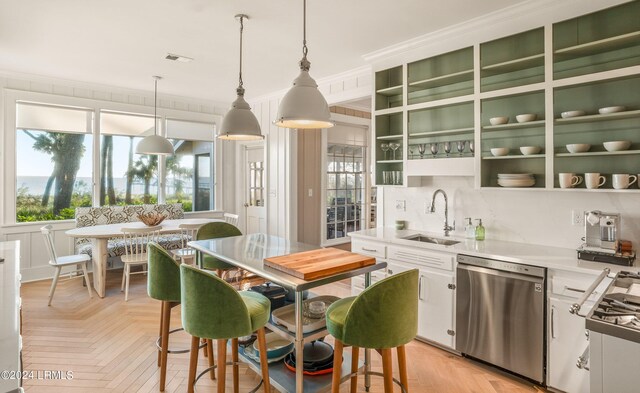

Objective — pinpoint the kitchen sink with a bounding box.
[403,235,460,246]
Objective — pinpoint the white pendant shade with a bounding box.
[135,134,175,155]
[218,93,263,140]
[275,70,334,129]
[135,75,175,155]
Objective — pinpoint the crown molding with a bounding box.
[362,0,630,65]
[0,68,230,113]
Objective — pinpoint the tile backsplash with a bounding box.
[381,177,640,249]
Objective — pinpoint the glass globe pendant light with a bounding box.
[136,76,175,155]
[274,0,334,129]
[218,14,263,140]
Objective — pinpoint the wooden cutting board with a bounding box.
[264,248,376,280]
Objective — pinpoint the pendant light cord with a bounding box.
[154,77,158,136]
[299,0,311,71]
[237,15,246,96]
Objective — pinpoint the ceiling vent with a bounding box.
[165,53,193,62]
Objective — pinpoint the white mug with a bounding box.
[612,174,638,189]
[585,173,606,189]
[558,173,583,188]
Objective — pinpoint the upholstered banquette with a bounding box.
[74,204,185,257]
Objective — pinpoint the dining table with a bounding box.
[65,218,221,297]
[188,233,387,393]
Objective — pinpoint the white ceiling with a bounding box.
[0,0,525,104]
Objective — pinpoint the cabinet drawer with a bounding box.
[387,246,453,271]
[351,271,387,294]
[351,239,387,259]
[549,270,611,301]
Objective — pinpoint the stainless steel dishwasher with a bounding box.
[456,254,546,384]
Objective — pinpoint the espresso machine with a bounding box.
[578,210,635,265]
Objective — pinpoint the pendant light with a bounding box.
[218,14,263,140]
[274,0,334,129]
[136,76,175,155]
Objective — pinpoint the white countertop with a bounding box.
[0,241,21,393]
[349,227,639,275]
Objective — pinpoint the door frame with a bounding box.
[236,140,265,234]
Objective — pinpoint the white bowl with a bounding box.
[603,140,631,152]
[516,114,537,123]
[489,116,509,125]
[490,147,509,157]
[520,146,541,155]
[566,143,591,153]
[561,110,586,118]
[599,106,626,114]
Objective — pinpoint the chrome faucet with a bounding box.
[429,189,455,236]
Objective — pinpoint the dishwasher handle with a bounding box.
[569,268,610,317]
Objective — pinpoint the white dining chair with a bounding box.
[170,223,202,264]
[121,226,160,301]
[223,212,239,226]
[41,224,93,306]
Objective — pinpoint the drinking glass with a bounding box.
[456,140,466,156]
[443,141,452,157]
[389,143,400,160]
[418,143,427,159]
[380,143,390,160]
[430,143,439,158]
[382,171,390,185]
[468,140,474,154]
[409,145,415,159]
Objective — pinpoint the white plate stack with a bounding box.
[497,173,535,187]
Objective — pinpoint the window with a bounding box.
[15,103,93,222]
[100,111,158,205]
[325,144,365,241]
[10,93,220,224]
[166,119,216,212]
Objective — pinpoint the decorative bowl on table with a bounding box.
[137,212,166,226]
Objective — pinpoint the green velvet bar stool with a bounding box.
[147,242,213,392]
[195,222,241,277]
[326,269,419,393]
[180,264,272,393]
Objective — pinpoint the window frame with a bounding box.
[2,89,222,226]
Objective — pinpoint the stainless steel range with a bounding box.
[583,270,640,393]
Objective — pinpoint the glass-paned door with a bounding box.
[194,153,211,211]
[326,144,365,241]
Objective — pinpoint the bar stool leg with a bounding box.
[397,345,409,393]
[331,339,344,393]
[207,339,216,380]
[159,301,171,391]
[217,339,228,393]
[187,336,200,393]
[232,338,239,393]
[256,328,271,393]
[381,348,394,393]
[350,346,359,393]
[157,302,164,367]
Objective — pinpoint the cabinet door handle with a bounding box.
[362,248,378,252]
[418,275,424,301]
[565,286,586,293]
[551,306,556,339]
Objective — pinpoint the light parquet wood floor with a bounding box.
[21,271,547,393]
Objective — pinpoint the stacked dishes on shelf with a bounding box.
[497,173,535,187]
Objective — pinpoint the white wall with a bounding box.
[381,177,640,249]
[0,71,236,281]
[249,66,372,241]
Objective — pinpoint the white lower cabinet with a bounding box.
[386,247,456,350]
[548,297,590,393]
[417,269,455,348]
